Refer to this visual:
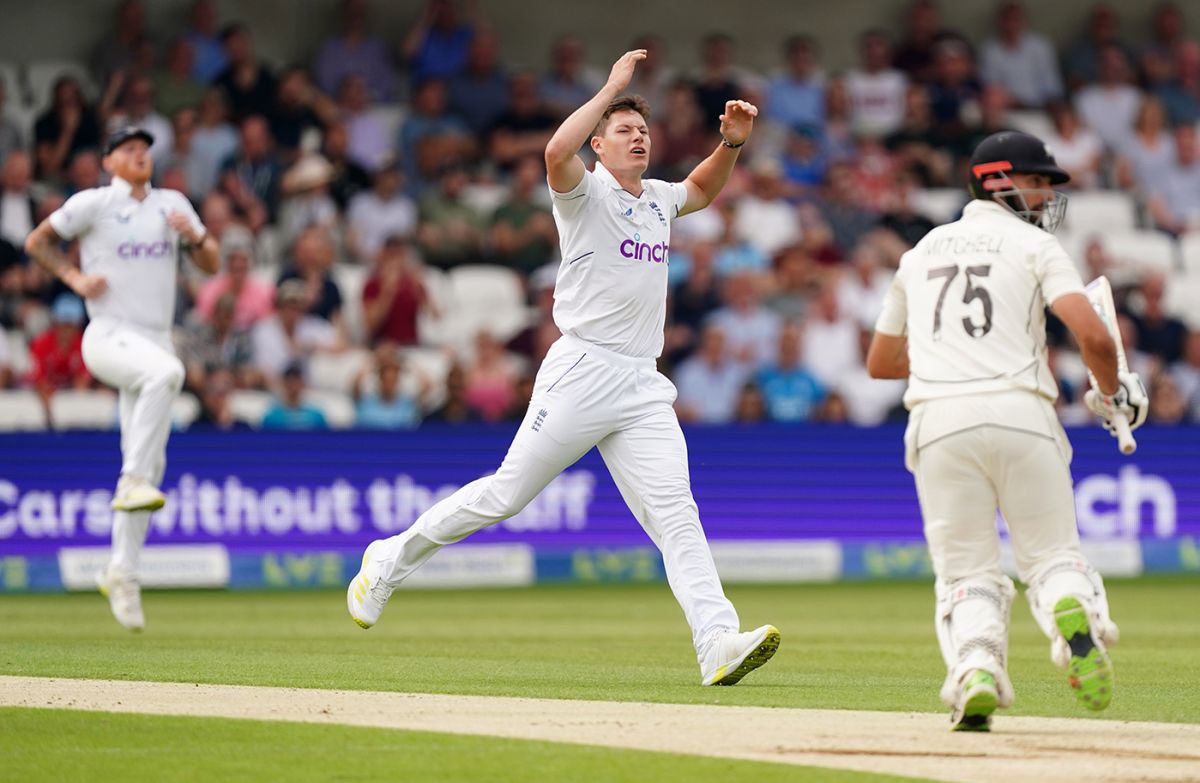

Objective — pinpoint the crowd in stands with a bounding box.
[0,0,1199,432]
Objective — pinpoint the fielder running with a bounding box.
[866,130,1148,730]
[349,50,780,686]
[26,126,219,630]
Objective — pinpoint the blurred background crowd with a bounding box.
[0,0,1198,432]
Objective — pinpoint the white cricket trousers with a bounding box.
[81,317,184,578]
[374,334,740,651]
[907,392,1082,582]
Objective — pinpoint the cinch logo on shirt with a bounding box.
[117,240,172,259]
[619,233,669,264]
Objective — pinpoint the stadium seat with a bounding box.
[1179,232,1200,275]
[332,262,368,344]
[6,330,31,377]
[171,392,201,430]
[254,225,283,268]
[447,265,532,349]
[1095,230,1178,273]
[462,183,510,219]
[1164,270,1200,327]
[403,345,453,408]
[228,390,273,427]
[25,60,95,109]
[911,188,966,225]
[1005,109,1056,142]
[49,389,117,430]
[416,265,457,348]
[308,348,371,393]
[303,389,356,429]
[1061,191,1138,235]
[250,262,279,288]
[0,389,48,431]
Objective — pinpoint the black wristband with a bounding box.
[721,137,745,149]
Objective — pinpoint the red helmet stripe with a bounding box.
[972,160,1013,177]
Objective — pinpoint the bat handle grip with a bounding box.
[1113,413,1137,455]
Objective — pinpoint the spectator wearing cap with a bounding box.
[490,155,557,275]
[213,24,277,123]
[250,279,340,387]
[315,0,400,102]
[278,154,340,245]
[416,164,485,270]
[347,159,418,264]
[362,235,432,347]
[194,227,274,329]
[29,293,91,404]
[351,343,429,429]
[766,35,826,132]
[176,291,257,392]
[978,0,1063,109]
[260,360,328,429]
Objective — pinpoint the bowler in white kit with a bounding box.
[866,130,1148,730]
[349,50,780,686]
[26,126,219,630]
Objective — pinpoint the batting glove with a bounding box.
[1084,371,1148,432]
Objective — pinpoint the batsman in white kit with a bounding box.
[866,130,1149,730]
[349,50,781,685]
[26,126,219,630]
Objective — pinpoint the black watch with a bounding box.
[721,137,745,149]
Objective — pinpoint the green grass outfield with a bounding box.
[1,577,1197,782]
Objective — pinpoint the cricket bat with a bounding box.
[1084,276,1136,455]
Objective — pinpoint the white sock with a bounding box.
[110,510,151,579]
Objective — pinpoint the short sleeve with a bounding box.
[873,258,909,336]
[663,181,688,219]
[170,191,205,236]
[1036,236,1086,307]
[548,168,602,220]
[48,189,103,240]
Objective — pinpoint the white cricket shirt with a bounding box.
[875,199,1085,408]
[49,176,202,332]
[549,162,688,359]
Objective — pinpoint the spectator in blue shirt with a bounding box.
[261,362,328,430]
[757,322,826,422]
[352,344,427,430]
[767,36,825,131]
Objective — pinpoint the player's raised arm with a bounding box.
[544,49,646,193]
[678,99,757,217]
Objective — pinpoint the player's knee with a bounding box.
[155,359,185,393]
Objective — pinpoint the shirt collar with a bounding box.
[110,176,152,198]
[593,162,634,192]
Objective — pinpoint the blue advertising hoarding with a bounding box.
[0,424,1197,590]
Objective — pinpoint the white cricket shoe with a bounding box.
[97,568,144,631]
[699,624,781,686]
[111,476,166,512]
[347,541,394,629]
